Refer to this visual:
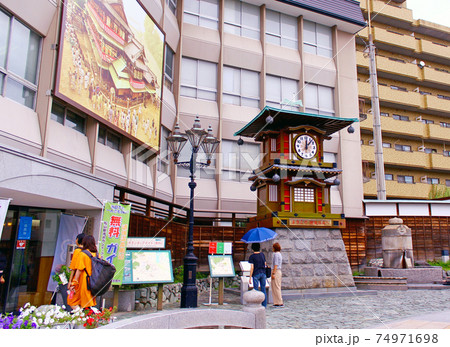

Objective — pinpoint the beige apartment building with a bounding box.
[0,0,366,310]
[357,0,450,200]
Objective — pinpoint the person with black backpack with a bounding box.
[68,235,98,310]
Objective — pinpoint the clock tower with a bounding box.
[234,106,359,291]
[235,106,358,230]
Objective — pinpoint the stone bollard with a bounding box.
[242,289,266,329]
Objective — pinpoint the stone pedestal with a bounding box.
[263,228,355,290]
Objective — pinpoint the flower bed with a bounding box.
[0,303,116,329]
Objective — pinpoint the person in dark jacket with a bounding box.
[248,243,267,307]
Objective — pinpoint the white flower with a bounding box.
[36,312,41,317]
[38,318,43,324]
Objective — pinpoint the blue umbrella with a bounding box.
[241,227,277,243]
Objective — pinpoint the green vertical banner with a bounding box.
[100,202,131,285]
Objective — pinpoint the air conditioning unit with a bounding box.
[369,140,375,145]
[420,176,428,183]
[418,146,426,152]
[416,116,422,121]
[414,87,420,93]
[371,172,376,178]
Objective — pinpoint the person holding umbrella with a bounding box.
[248,243,267,307]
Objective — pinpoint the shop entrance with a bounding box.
[0,207,61,313]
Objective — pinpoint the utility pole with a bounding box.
[366,0,386,200]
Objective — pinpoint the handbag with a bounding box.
[265,266,272,277]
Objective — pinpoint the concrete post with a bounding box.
[242,289,266,329]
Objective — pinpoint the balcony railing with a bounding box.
[373,26,416,51]
[417,40,450,62]
[363,178,432,199]
[361,145,430,169]
[360,1,413,23]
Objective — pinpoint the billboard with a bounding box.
[55,0,165,150]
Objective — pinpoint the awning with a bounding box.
[250,164,342,180]
[234,106,358,138]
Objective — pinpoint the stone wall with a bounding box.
[265,228,355,290]
[134,276,240,311]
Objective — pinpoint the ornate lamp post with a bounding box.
[166,116,220,308]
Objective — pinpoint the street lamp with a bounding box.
[166,116,220,308]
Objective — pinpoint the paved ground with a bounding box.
[114,287,450,329]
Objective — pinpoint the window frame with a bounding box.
[304,83,335,116]
[0,8,42,110]
[303,20,333,58]
[50,101,86,135]
[222,65,260,107]
[265,9,298,49]
[180,57,217,101]
[164,45,174,92]
[183,0,219,30]
[223,0,260,40]
[98,126,122,152]
[266,74,300,111]
[221,139,261,182]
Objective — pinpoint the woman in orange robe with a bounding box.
[67,233,84,310]
[67,235,97,309]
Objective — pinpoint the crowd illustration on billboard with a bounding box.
[56,0,164,150]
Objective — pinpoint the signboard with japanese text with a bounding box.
[289,218,332,227]
[122,250,173,284]
[99,202,131,285]
[208,242,232,255]
[127,237,165,249]
[16,240,26,250]
[0,198,11,240]
[17,216,32,240]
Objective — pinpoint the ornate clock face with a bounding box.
[294,134,317,159]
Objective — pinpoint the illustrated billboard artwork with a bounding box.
[55,0,165,150]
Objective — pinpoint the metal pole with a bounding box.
[367,0,386,200]
[180,151,198,308]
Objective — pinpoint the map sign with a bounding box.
[122,250,173,284]
[208,255,235,278]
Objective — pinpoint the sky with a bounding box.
[405,0,450,27]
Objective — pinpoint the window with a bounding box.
[303,20,332,58]
[440,122,450,128]
[177,142,216,179]
[424,148,437,154]
[0,9,41,109]
[419,90,432,96]
[265,10,298,49]
[224,0,260,40]
[180,57,217,101]
[166,0,177,15]
[385,174,394,181]
[427,177,439,185]
[294,187,315,202]
[268,184,278,202]
[395,144,411,152]
[390,85,407,92]
[223,66,259,107]
[184,0,219,30]
[266,75,299,110]
[422,119,434,124]
[393,114,409,121]
[157,127,170,174]
[258,186,266,206]
[380,112,389,117]
[398,175,414,184]
[323,152,337,163]
[51,102,86,134]
[382,143,391,148]
[437,94,450,100]
[446,179,450,187]
[221,139,261,181]
[444,150,450,157]
[304,83,334,116]
[98,126,121,151]
[164,45,174,91]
